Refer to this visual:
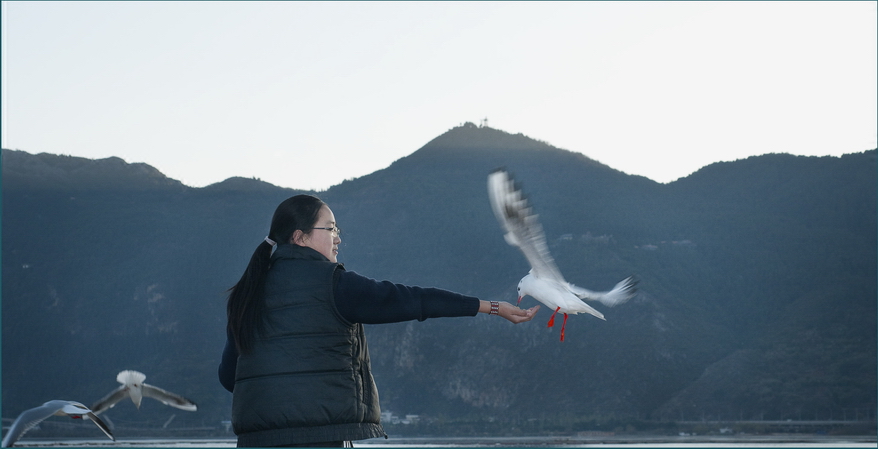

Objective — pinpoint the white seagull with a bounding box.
[487,168,637,341]
[1,400,114,447]
[90,370,197,415]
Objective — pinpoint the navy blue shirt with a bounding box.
[218,264,480,392]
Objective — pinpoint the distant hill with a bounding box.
[1,150,187,191]
[2,123,875,437]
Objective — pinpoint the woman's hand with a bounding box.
[502,302,540,323]
[480,300,540,324]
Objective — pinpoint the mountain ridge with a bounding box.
[1,149,186,191]
[5,124,871,193]
[2,124,875,436]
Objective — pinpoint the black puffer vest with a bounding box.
[232,245,384,446]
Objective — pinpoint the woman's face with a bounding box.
[293,205,341,262]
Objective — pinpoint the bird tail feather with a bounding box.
[569,276,637,306]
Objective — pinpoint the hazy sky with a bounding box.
[3,1,876,191]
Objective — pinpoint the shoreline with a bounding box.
[9,435,877,448]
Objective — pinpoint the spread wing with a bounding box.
[2,401,64,447]
[143,384,198,412]
[90,385,128,416]
[57,402,114,442]
[2,401,114,447]
[84,412,115,442]
[487,169,565,283]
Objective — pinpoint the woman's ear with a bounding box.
[291,230,307,245]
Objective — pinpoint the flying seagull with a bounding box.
[91,370,197,415]
[1,400,114,447]
[487,168,637,341]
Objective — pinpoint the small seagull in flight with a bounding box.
[487,168,637,341]
[1,400,114,447]
[91,370,197,415]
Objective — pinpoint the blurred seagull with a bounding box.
[487,168,637,341]
[1,400,114,447]
[91,370,197,415]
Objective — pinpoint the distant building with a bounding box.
[581,232,613,244]
[382,411,420,425]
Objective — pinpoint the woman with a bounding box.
[218,195,538,447]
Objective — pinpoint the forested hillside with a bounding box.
[2,123,875,437]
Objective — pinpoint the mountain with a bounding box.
[1,150,187,191]
[2,123,875,437]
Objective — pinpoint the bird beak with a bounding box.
[517,296,522,306]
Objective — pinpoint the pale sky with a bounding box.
[2,1,876,191]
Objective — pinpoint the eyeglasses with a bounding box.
[312,226,341,237]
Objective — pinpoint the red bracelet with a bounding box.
[489,301,500,315]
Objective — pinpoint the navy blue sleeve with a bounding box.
[218,330,237,393]
[219,271,480,391]
[334,269,480,324]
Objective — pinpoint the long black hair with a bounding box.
[226,194,326,354]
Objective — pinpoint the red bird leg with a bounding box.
[560,313,569,341]
[547,307,560,327]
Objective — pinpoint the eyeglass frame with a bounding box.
[312,226,341,237]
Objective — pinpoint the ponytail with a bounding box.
[226,194,326,354]
[226,240,273,354]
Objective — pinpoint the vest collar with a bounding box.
[271,243,329,263]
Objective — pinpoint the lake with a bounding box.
[8,435,877,448]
